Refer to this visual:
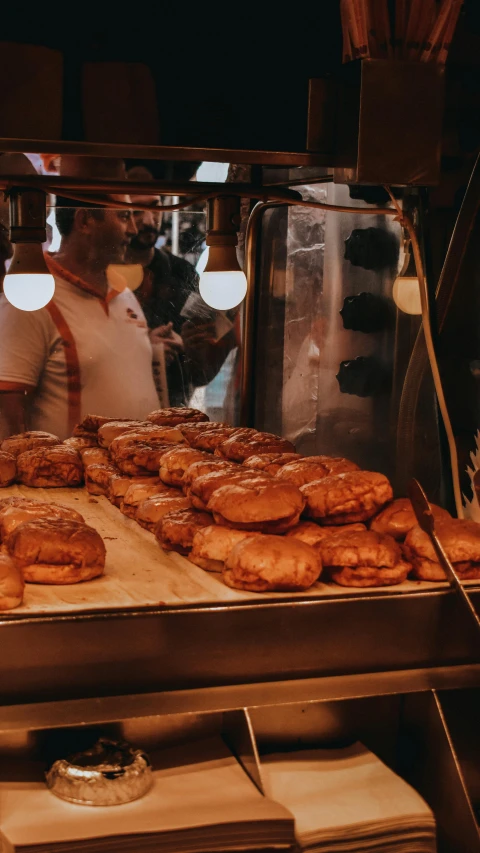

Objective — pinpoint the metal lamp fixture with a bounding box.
[3,188,54,311]
[199,196,247,310]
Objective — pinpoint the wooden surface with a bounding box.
[3,486,478,617]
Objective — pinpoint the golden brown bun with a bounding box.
[97,420,151,447]
[179,421,229,443]
[208,481,305,532]
[189,525,252,572]
[286,521,366,548]
[404,519,480,581]
[17,447,84,488]
[189,469,270,511]
[63,435,98,450]
[188,427,243,453]
[0,552,24,609]
[108,474,156,507]
[75,414,119,434]
[182,459,237,493]
[301,471,393,524]
[5,518,105,584]
[159,447,211,487]
[0,496,34,514]
[110,430,184,476]
[224,534,322,592]
[80,447,111,467]
[121,479,173,517]
[329,563,410,587]
[84,463,119,495]
[0,451,16,487]
[147,407,209,426]
[243,452,301,475]
[319,529,402,569]
[0,502,84,539]
[1,431,60,458]
[155,509,212,554]
[216,430,296,463]
[135,493,192,531]
[370,498,451,541]
[276,455,359,487]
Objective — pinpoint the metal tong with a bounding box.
[408,478,480,639]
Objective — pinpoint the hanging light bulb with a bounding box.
[199,196,247,310]
[392,235,421,316]
[3,189,55,311]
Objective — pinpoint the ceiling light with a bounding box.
[3,189,54,311]
[199,196,247,311]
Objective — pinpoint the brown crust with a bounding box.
[189,525,252,570]
[275,456,359,487]
[5,518,105,584]
[155,509,212,553]
[97,420,152,448]
[223,534,321,592]
[286,521,366,548]
[182,459,237,493]
[63,435,98,450]
[1,431,60,458]
[179,421,229,443]
[0,552,24,609]
[159,447,211,487]
[300,471,393,524]
[188,469,270,511]
[319,530,402,568]
[135,493,192,531]
[370,498,450,540]
[0,451,16,487]
[16,447,84,488]
[146,407,209,426]
[243,452,301,475]
[109,431,184,476]
[405,519,480,580]
[107,474,156,506]
[80,447,111,467]
[75,414,119,433]
[188,427,243,452]
[208,480,305,531]
[216,430,296,463]
[84,463,119,495]
[329,562,410,587]
[121,479,172,517]
[0,502,85,539]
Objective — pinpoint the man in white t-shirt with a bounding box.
[0,196,159,439]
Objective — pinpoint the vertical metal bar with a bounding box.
[240,201,287,427]
[171,195,180,255]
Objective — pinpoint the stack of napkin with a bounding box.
[0,737,295,853]
[261,742,436,853]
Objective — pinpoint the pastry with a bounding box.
[155,508,212,554]
[224,534,322,592]
[108,474,158,508]
[215,429,296,462]
[0,450,16,486]
[370,497,450,541]
[159,447,212,487]
[286,520,366,548]
[179,421,229,444]
[208,480,305,532]
[63,435,98,450]
[80,447,111,468]
[0,552,24,609]
[97,420,152,448]
[84,463,120,496]
[275,455,359,487]
[146,407,209,426]
[181,458,237,494]
[188,426,243,453]
[135,493,192,531]
[109,431,184,476]
[187,469,270,511]
[1,430,60,458]
[319,529,411,587]
[0,501,84,539]
[16,446,84,488]
[301,471,393,525]
[404,518,480,581]
[121,479,174,518]
[189,525,252,572]
[243,452,301,475]
[5,518,106,584]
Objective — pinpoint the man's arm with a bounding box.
[0,391,29,436]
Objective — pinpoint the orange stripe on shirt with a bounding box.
[45,302,82,434]
[45,254,119,316]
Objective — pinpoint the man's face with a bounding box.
[86,195,138,264]
[129,194,163,250]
